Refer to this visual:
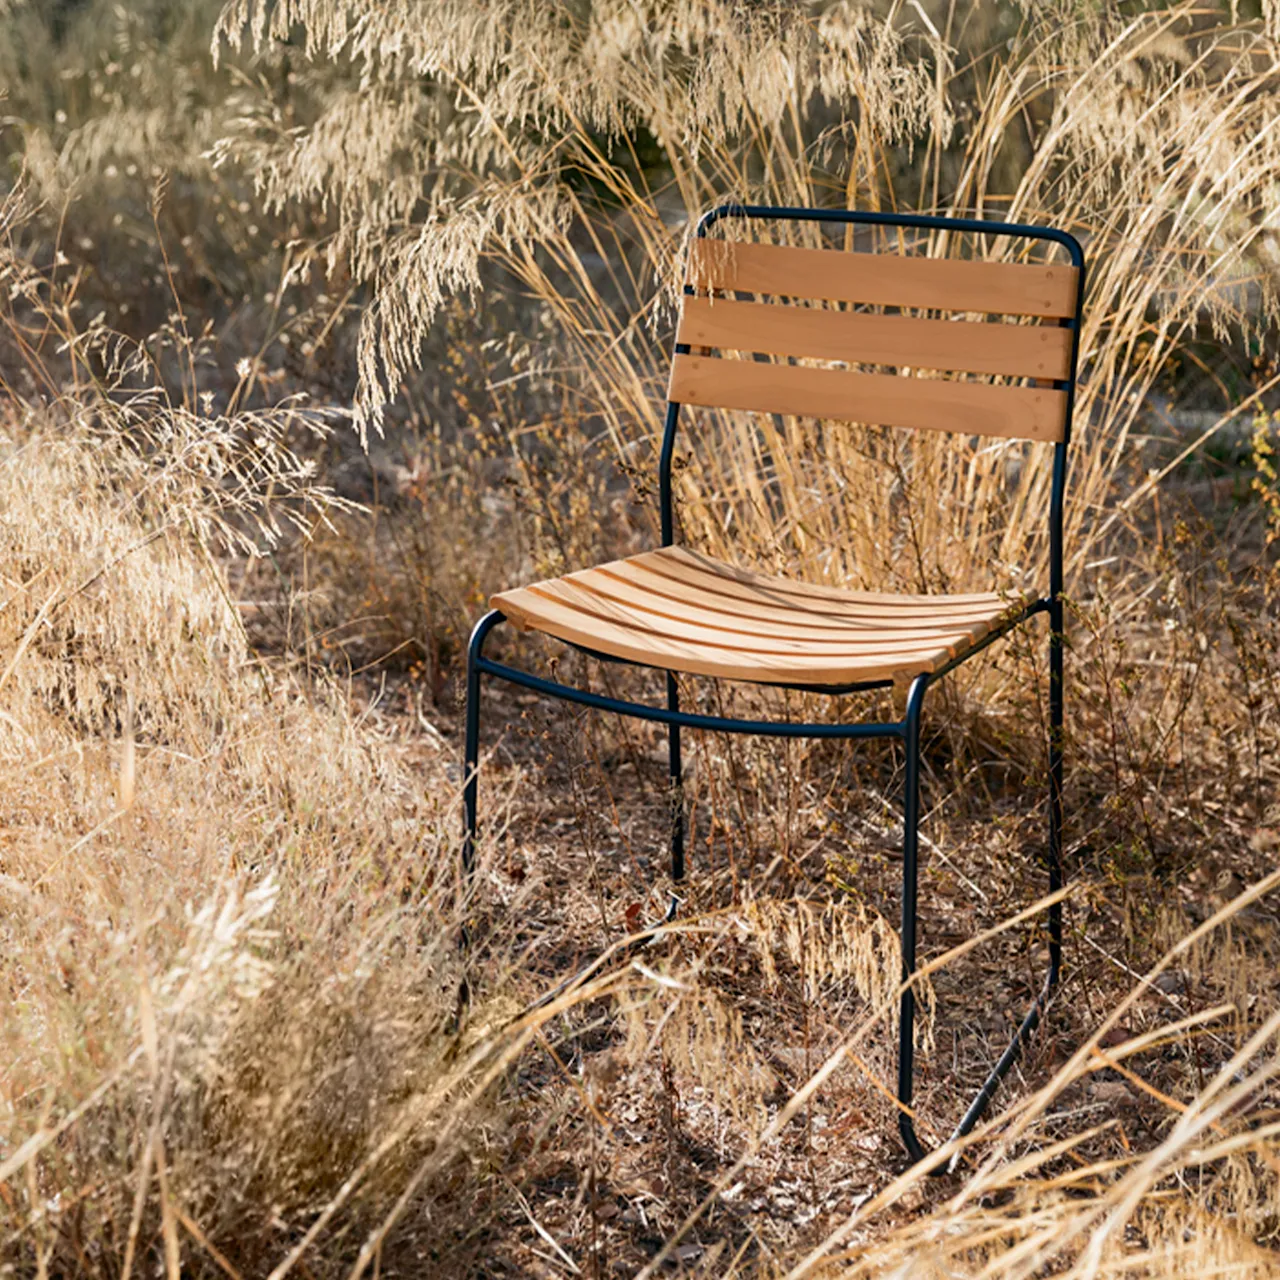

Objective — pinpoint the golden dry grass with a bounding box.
[2,2,1280,1277]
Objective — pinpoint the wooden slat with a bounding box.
[654,547,1018,607]
[668,355,1067,442]
[687,238,1078,318]
[577,567,1006,637]
[676,296,1072,380]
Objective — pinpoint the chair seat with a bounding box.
[491,546,1028,687]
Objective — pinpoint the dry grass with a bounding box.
[209,0,1280,596]
[0,190,511,1274]
[3,2,1280,1277]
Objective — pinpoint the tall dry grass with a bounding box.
[202,2,1280,1272]
[211,0,1280,600]
[2,2,1280,1277]
[0,187,533,1274]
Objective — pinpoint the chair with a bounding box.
[461,205,1084,1166]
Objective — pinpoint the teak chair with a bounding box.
[461,205,1085,1166]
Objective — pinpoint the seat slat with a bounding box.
[601,559,1021,630]
[652,547,1020,608]
[676,296,1072,381]
[687,238,1078,318]
[667,354,1067,443]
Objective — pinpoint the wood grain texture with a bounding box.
[667,354,1068,442]
[490,546,1028,686]
[676,295,1072,380]
[687,238,1078,317]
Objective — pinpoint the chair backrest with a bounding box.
[667,220,1082,445]
[657,207,1086,579]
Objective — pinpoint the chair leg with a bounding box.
[1048,599,1065,983]
[897,674,929,1164]
[666,672,685,883]
[897,616,1067,1171]
[462,611,504,903]
[945,618,1063,1147]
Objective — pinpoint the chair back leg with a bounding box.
[1048,600,1065,981]
[666,672,685,882]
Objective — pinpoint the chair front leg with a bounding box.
[897,673,930,1165]
[897,615,1067,1171]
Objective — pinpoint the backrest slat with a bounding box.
[687,238,1078,317]
[676,296,1073,381]
[668,354,1068,444]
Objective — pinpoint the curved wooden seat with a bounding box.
[491,546,1027,686]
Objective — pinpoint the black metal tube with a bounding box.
[666,671,685,882]
[897,673,930,1165]
[1049,444,1067,607]
[1048,595,1065,982]
[696,204,1085,265]
[658,391,686,884]
[658,399,681,547]
[474,655,906,741]
[462,610,505,885]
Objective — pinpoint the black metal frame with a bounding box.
[461,205,1085,1168]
